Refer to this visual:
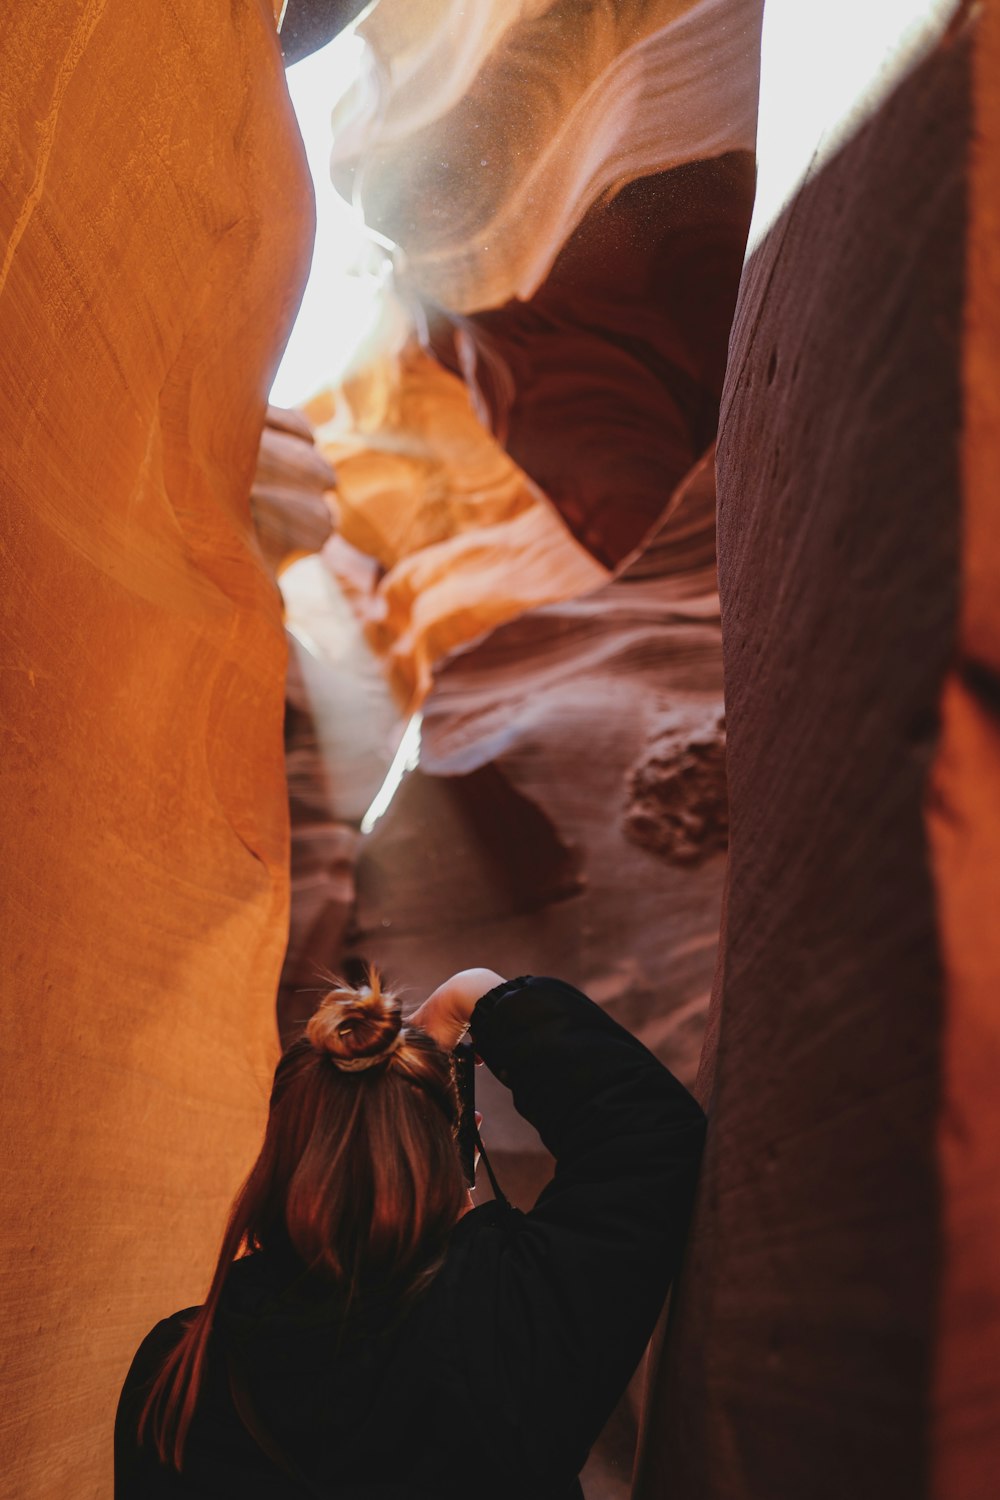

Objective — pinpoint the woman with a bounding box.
[115,968,707,1498]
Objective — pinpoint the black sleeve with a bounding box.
[465,975,707,1484]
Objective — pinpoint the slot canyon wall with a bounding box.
[0,4,310,1497]
[635,3,1000,1498]
[4,2,998,1499]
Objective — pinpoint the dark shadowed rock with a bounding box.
[637,11,979,1498]
[435,153,757,565]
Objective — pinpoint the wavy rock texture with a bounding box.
[308,349,538,568]
[308,348,607,703]
[335,454,725,1499]
[635,5,1000,1498]
[249,407,392,1044]
[287,0,761,734]
[346,451,723,1066]
[436,150,757,563]
[344,0,761,311]
[302,0,760,581]
[0,4,312,1496]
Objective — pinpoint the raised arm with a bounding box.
[463,975,707,1486]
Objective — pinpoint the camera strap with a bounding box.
[472,1117,511,1212]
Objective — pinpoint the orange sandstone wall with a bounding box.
[0,5,312,1497]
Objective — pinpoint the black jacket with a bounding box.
[115,975,707,1499]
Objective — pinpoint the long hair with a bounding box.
[137,967,466,1470]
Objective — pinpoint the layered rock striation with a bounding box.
[308,348,606,703]
[298,0,762,616]
[434,151,757,564]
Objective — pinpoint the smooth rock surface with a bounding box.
[275,552,408,1044]
[309,348,607,703]
[437,152,757,564]
[278,632,367,1043]
[342,0,761,312]
[0,5,312,1495]
[637,6,984,1497]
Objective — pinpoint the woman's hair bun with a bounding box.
[305,968,403,1072]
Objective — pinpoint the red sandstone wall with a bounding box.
[0,5,312,1495]
[928,1,1000,1491]
[638,3,999,1496]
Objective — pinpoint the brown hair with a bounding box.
[138,968,466,1469]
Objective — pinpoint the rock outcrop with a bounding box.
[250,405,336,574]
[624,703,728,865]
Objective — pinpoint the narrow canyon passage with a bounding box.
[260,9,757,1485]
[2,2,999,1499]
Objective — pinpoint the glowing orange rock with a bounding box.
[0,4,312,1495]
[307,347,606,704]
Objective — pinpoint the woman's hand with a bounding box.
[407,968,505,1051]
